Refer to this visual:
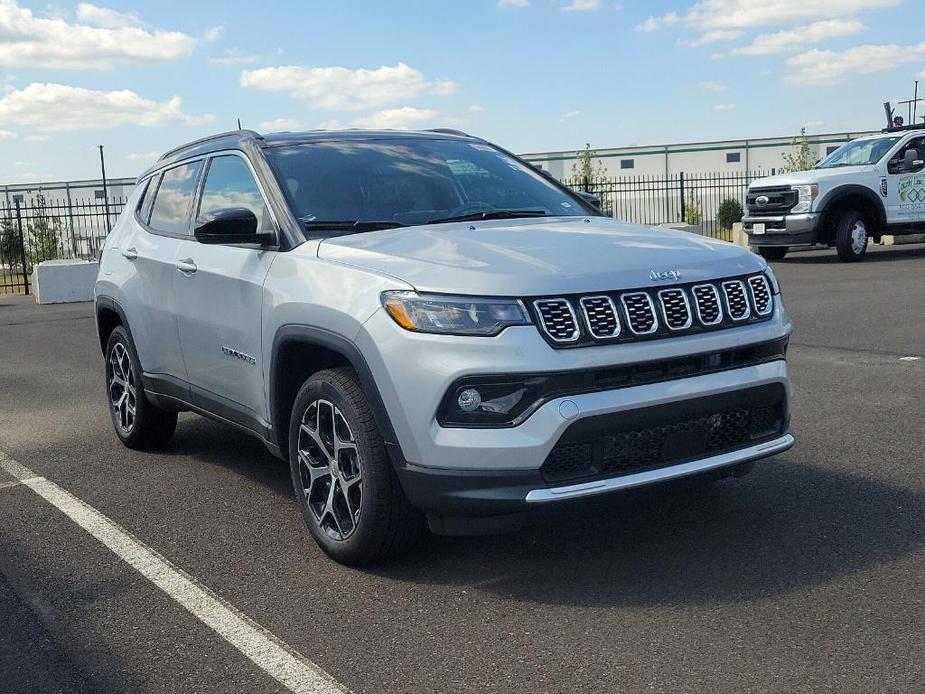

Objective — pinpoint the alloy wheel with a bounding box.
[108,342,136,433]
[850,220,867,255]
[297,399,363,541]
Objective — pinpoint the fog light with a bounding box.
[457,388,482,412]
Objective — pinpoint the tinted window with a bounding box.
[136,176,159,223]
[198,155,271,231]
[620,159,634,169]
[726,152,741,163]
[817,137,899,168]
[266,138,586,230]
[148,161,202,234]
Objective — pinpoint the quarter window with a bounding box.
[198,155,271,231]
[136,176,159,224]
[148,162,202,235]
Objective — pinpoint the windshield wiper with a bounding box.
[303,219,407,233]
[425,209,549,225]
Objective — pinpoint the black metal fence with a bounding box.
[0,194,126,295]
[563,169,777,241]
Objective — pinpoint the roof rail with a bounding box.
[425,128,471,137]
[157,129,263,162]
[881,123,925,134]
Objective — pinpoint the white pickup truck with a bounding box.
[744,125,925,262]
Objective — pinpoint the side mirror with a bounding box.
[903,148,923,171]
[194,207,266,245]
[576,191,602,211]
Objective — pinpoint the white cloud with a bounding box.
[681,29,741,47]
[683,0,899,30]
[353,107,438,129]
[0,0,197,68]
[561,110,581,120]
[0,128,14,139]
[714,103,737,111]
[126,151,160,162]
[258,117,301,131]
[699,81,728,92]
[635,12,678,31]
[562,0,600,12]
[787,42,925,84]
[205,25,223,42]
[240,63,454,111]
[498,0,529,7]
[732,18,865,55]
[0,83,213,132]
[317,119,344,130]
[23,134,50,142]
[208,50,259,66]
[75,3,140,29]
[467,104,484,113]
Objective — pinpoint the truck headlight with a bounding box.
[381,291,531,336]
[790,184,818,214]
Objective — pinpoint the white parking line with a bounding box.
[0,450,350,694]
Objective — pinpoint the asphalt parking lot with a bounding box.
[1,243,924,694]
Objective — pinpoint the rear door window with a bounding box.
[148,161,203,235]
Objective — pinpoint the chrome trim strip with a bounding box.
[525,433,794,503]
[656,288,693,331]
[721,280,751,321]
[533,299,581,343]
[579,295,620,339]
[620,292,658,335]
[691,284,724,326]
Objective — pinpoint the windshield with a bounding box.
[265,137,588,233]
[816,137,899,168]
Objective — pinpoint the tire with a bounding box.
[288,367,425,566]
[756,246,788,261]
[104,326,177,450]
[835,211,869,262]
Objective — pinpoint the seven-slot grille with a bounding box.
[533,299,579,342]
[721,280,750,321]
[580,296,620,338]
[531,273,773,347]
[748,275,773,316]
[692,284,723,325]
[621,293,658,335]
[657,288,692,330]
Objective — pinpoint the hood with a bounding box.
[317,216,764,296]
[750,165,877,189]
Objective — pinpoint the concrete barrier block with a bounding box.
[881,234,925,246]
[32,260,98,304]
[731,222,748,248]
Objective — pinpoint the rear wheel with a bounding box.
[835,211,869,262]
[756,246,788,261]
[104,326,177,449]
[288,367,424,566]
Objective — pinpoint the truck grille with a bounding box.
[529,273,774,348]
[746,186,798,216]
[533,299,579,343]
[541,384,786,484]
[580,296,620,338]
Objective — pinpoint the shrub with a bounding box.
[684,200,702,226]
[717,198,744,230]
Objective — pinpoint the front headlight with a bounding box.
[381,291,531,336]
[764,265,781,294]
[790,184,818,214]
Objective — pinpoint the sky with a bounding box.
[1,0,924,183]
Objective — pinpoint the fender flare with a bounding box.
[95,295,131,354]
[268,324,401,455]
[816,184,887,228]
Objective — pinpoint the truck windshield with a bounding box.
[265,137,588,233]
[816,137,899,168]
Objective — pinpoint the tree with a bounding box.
[570,143,606,186]
[0,214,21,268]
[684,199,702,226]
[25,193,63,267]
[716,198,744,230]
[781,127,820,173]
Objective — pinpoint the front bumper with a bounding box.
[743,213,819,246]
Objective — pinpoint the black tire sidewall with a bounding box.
[287,370,395,565]
[757,246,788,261]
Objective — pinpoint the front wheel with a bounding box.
[835,212,869,262]
[288,367,424,566]
[756,246,788,261]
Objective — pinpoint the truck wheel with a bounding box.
[288,367,425,566]
[835,212,869,262]
[756,246,788,261]
[105,326,177,449]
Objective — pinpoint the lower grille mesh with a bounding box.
[541,385,786,483]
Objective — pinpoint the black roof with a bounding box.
[139,128,477,180]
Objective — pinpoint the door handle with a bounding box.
[175,258,197,275]
[121,247,138,260]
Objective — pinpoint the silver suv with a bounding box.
[95,129,794,565]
